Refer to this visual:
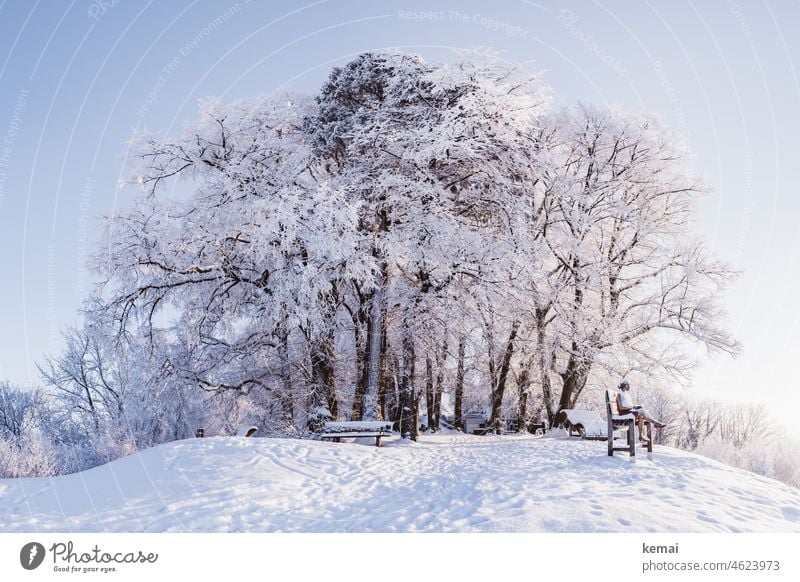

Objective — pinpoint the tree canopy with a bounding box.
[86,50,737,439]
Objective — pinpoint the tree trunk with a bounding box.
[425,355,434,431]
[557,265,591,413]
[558,353,592,411]
[279,331,295,426]
[516,365,531,432]
[309,325,338,424]
[430,335,447,431]
[535,305,557,427]
[412,391,422,441]
[351,295,368,420]
[377,301,389,422]
[387,352,400,428]
[488,320,520,433]
[454,336,465,432]
[398,331,416,439]
[354,261,388,421]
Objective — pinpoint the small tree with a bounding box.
[38,322,126,434]
[0,382,46,440]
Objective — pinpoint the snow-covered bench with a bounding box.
[236,425,258,437]
[605,390,652,462]
[318,421,393,447]
[529,422,546,435]
[558,409,605,439]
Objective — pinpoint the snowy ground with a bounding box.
[1,433,799,533]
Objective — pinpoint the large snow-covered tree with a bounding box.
[305,50,549,433]
[100,95,371,428]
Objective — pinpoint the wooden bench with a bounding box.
[318,421,393,447]
[605,390,652,462]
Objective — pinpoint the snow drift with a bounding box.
[1,434,798,533]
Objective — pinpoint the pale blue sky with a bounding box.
[1,0,798,430]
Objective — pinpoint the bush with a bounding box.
[0,434,62,478]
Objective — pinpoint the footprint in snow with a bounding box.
[696,512,718,524]
[781,506,800,522]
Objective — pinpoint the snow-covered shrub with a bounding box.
[0,434,61,478]
[772,439,800,488]
[693,432,800,489]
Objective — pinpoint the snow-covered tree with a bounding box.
[38,320,126,433]
[0,382,46,440]
[100,95,370,429]
[89,51,736,443]
[307,49,549,434]
[533,105,738,416]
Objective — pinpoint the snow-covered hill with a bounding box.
[1,433,799,532]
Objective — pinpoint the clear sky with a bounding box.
[1,0,798,433]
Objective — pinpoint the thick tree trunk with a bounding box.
[351,294,368,421]
[308,324,338,425]
[516,365,531,432]
[556,266,591,413]
[454,336,465,432]
[352,264,387,422]
[378,324,389,421]
[488,320,520,433]
[378,334,394,420]
[307,280,340,429]
[363,263,386,419]
[398,332,416,439]
[558,353,592,411]
[535,305,557,427]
